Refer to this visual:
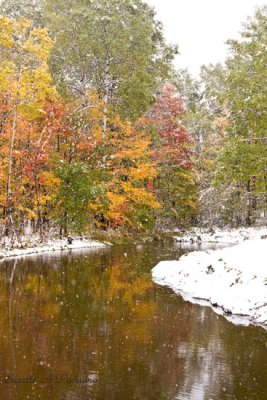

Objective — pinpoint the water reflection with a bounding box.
[0,243,266,399]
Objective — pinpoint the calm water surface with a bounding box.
[0,241,266,400]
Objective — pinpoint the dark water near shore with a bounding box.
[0,241,266,400]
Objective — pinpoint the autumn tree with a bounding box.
[146,84,198,227]
[0,15,56,238]
[104,116,160,230]
[75,103,160,231]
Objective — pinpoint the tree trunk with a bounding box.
[5,107,18,238]
[102,62,110,140]
[102,91,108,140]
[63,211,68,237]
[265,166,267,220]
[246,179,251,226]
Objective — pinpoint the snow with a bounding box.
[0,238,108,262]
[152,231,267,328]
[174,226,267,244]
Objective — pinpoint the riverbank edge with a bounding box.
[152,228,267,329]
[0,238,108,262]
[153,270,267,330]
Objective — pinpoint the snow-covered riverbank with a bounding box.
[152,229,267,327]
[0,238,107,262]
[174,226,267,244]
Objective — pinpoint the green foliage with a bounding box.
[213,7,267,223]
[0,0,43,21]
[155,167,198,227]
[173,8,267,227]
[44,0,176,119]
[1,0,177,119]
[224,7,267,139]
[53,162,101,234]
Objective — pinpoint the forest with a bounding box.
[0,0,266,241]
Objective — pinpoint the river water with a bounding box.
[0,241,266,399]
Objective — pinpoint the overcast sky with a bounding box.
[145,0,266,77]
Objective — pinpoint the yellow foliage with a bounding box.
[121,183,161,209]
[106,192,126,208]
[89,111,162,226]
[23,28,54,60]
[0,14,57,115]
[40,171,61,187]
[0,15,15,47]
[128,164,157,180]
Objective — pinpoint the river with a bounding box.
[0,241,266,399]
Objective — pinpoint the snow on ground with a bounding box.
[152,237,267,327]
[0,238,107,262]
[174,226,267,244]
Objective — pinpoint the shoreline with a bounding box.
[152,228,267,328]
[0,238,108,262]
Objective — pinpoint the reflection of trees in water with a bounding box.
[215,321,267,399]
[159,299,267,400]
[0,245,266,399]
[170,308,234,400]
[7,260,17,375]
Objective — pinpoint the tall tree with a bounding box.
[215,6,267,225]
[145,84,198,227]
[0,15,56,236]
[1,0,177,137]
[103,115,160,230]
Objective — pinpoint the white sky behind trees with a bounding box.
[146,0,266,76]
